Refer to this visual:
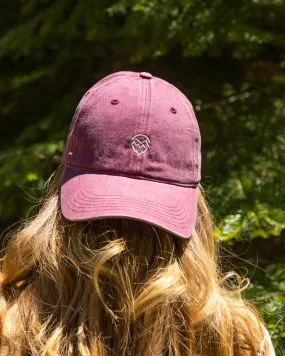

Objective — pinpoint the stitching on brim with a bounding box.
[65,195,193,228]
[78,174,186,214]
[65,168,195,210]
[65,191,193,227]
[62,171,196,227]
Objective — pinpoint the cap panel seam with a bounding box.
[139,77,152,174]
[139,78,148,173]
[137,78,147,173]
[133,78,144,173]
[195,133,201,181]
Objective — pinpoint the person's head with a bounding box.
[0,72,273,355]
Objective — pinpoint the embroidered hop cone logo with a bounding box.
[131,134,151,156]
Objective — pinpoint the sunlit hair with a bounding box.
[0,165,274,355]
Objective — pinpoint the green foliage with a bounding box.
[244,262,285,353]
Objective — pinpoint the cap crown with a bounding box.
[63,71,201,187]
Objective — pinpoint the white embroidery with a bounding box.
[131,134,151,156]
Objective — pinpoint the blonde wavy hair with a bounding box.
[0,165,274,356]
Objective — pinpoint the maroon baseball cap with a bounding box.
[61,71,201,238]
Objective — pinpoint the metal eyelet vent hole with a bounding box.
[170,107,177,114]
[111,99,120,105]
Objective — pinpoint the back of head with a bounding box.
[0,166,274,356]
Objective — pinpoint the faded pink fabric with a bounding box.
[61,71,201,238]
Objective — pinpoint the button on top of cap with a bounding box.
[140,72,152,79]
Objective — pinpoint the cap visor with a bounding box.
[61,167,198,239]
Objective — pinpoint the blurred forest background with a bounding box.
[0,0,285,353]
